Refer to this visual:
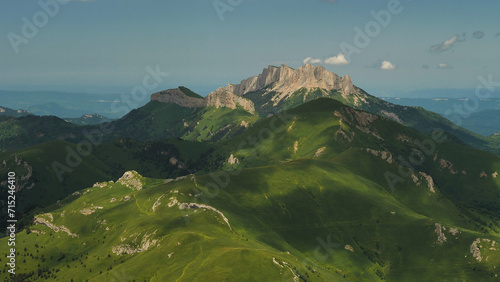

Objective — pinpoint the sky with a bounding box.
[1,0,499,97]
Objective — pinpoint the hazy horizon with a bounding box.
[2,0,499,97]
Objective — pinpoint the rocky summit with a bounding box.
[151,86,256,114]
[151,64,363,115]
[150,88,205,108]
[224,64,358,104]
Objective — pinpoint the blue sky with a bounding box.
[1,0,499,97]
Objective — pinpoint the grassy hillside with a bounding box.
[218,99,500,221]
[344,88,500,155]
[0,101,260,152]
[179,86,204,99]
[3,98,499,230]
[2,84,500,157]
[1,98,499,281]
[242,86,500,155]
[0,115,82,152]
[1,160,499,281]
[0,138,215,231]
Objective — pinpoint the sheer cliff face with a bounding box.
[150,87,256,114]
[224,64,357,104]
[205,88,255,114]
[151,88,205,108]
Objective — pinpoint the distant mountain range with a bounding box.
[383,97,500,136]
[1,64,499,281]
[63,114,113,126]
[0,90,147,119]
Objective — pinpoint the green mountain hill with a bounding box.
[0,87,260,152]
[1,67,499,156]
[0,115,82,152]
[0,138,216,231]
[1,98,499,281]
[215,64,500,154]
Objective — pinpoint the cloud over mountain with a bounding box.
[430,34,465,54]
[380,60,396,70]
[303,53,350,66]
[303,57,322,64]
[324,53,350,65]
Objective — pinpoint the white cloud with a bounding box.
[430,34,465,54]
[303,57,322,64]
[437,63,453,69]
[324,53,350,65]
[443,36,459,47]
[380,60,396,70]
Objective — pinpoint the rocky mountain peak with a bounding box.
[151,86,256,114]
[150,88,205,108]
[222,64,358,105]
[150,64,360,115]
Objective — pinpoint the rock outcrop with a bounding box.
[226,64,355,97]
[117,171,143,191]
[221,64,359,106]
[150,88,205,108]
[205,88,256,114]
[34,214,78,238]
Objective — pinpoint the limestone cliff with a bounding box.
[224,64,358,105]
[205,88,255,114]
[150,65,362,114]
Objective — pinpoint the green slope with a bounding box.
[0,138,215,231]
[242,85,500,154]
[218,98,500,222]
[1,159,499,281]
[0,101,260,152]
[1,98,500,281]
[0,116,81,152]
[178,86,204,99]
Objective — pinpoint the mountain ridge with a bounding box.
[2,97,500,281]
[151,86,256,114]
[1,64,499,155]
[146,65,499,154]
